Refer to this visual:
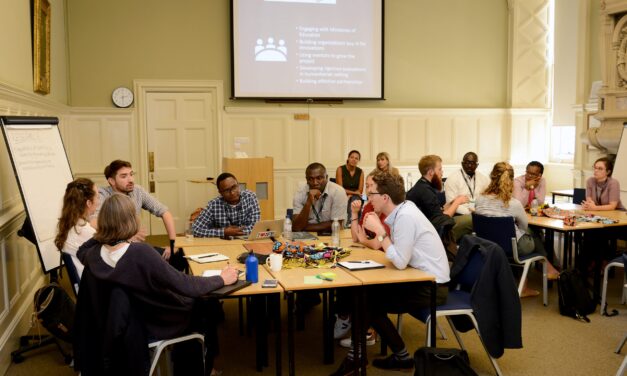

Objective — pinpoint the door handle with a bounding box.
[148,152,155,173]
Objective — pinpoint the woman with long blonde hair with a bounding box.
[375,152,400,176]
[475,162,559,296]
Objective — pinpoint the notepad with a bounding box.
[188,253,229,264]
[337,260,385,271]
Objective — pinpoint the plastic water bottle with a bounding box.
[331,218,340,247]
[530,199,539,216]
[284,208,293,240]
[407,172,413,190]
[245,251,259,283]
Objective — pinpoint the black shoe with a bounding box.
[372,354,414,370]
[329,356,367,376]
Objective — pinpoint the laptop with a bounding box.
[236,219,284,241]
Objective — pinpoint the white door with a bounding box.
[146,91,219,234]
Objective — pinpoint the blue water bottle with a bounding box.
[245,251,259,283]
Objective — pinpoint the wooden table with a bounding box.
[551,189,574,203]
[177,228,353,248]
[528,204,627,300]
[184,244,282,375]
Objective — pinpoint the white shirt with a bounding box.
[293,180,348,223]
[444,169,490,215]
[383,201,450,284]
[100,243,130,268]
[61,219,96,278]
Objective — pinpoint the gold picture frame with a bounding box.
[33,0,51,94]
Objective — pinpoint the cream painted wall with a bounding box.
[67,0,508,108]
[0,0,70,104]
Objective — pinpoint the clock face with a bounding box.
[112,87,134,108]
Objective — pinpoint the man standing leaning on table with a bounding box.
[331,171,450,375]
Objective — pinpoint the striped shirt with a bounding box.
[192,190,261,237]
[97,185,168,217]
[474,194,527,240]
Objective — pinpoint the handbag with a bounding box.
[414,347,478,376]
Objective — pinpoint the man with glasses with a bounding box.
[292,162,348,232]
[330,171,450,375]
[97,159,177,260]
[513,161,546,209]
[192,172,261,238]
[444,152,490,215]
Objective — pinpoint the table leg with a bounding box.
[359,287,367,376]
[322,289,332,364]
[287,291,295,376]
[430,281,437,348]
[273,293,282,376]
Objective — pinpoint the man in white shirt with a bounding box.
[444,152,490,215]
[330,171,450,375]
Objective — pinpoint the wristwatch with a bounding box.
[377,233,388,242]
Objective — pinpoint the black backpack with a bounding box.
[557,269,596,322]
[34,283,75,342]
[414,347,478,376]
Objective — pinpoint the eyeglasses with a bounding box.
[219,184,240,195]
[462,160,478,166]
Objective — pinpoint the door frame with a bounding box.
[134,79,224,233]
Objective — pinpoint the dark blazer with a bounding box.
[452,235,523,358]
[406,178,455,230]
[74,266,150,375]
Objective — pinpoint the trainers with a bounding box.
[333,315,351,339]
[329,356,367,376]
[372,354,414,371]
[339,331,376,348]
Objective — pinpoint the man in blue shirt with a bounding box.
[192,173,261,238]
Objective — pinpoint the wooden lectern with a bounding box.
[222,157,274,220]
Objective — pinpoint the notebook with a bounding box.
[207,279,252,297]
[235,219,284,241]
[337,260,385,271]
[187,253,229,264]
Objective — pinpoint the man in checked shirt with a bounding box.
[191,172,261,238]
[96,160,177,260]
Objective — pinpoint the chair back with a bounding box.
[62,252,80,297]
[573,188,586,204]
[471,213,516,258]
[454,248,485,290]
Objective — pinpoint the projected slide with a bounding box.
[232,0,383,99]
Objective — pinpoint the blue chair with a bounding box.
[61,252,81,297]
[414,247,503,376]
[573,188,586,204]
[472,213,549,306]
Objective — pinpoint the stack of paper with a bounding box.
[337,260,384,270]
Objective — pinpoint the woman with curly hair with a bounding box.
[54,178,99,278]
[475,162,559,297]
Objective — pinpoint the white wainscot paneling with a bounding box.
[66,110,134,176]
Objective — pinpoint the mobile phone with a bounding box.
[262,279,278,288]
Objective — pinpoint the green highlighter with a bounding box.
[316,272,336,281]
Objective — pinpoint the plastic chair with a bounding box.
[148,333,205,375]
[61,252,80,296]
[601,255,626,316]
[572,188,586,204]
[414,248,503,376]
[472,213,548,306]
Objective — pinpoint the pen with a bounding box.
[197,253,219,259]
[347,261,369,264]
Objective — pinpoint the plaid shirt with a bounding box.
[97,185,168,217]
[192,190,261,237]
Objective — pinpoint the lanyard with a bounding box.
[461,169,476,199]
[595,181,608,205]
[311,194,327,223]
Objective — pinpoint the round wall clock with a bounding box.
[112,87,134,108]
